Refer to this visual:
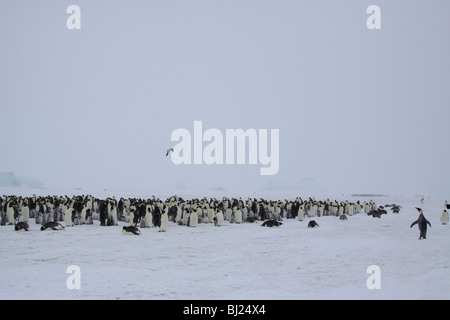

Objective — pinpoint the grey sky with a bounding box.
[1,0,449,196]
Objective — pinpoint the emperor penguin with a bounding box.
[440,210,449,225]
[190,209,198,227]
[235,208,242,224]
[21,203,30,222]
[159,207,169,232]
[15,221,30,231]
[80,207,92,225]
[338,205,344,217]
[41,221,65,231]
[410,208,431,239]
[144,204,153,228]
[261,219,282,227]
[6,203,15,225]
[129,208,136,226]
[175,205,182,223]
[182,210,190,226]
[208,207,215,223]
[64,208,75,227]
[317,204,324,217]
[214,209,224,226]
[310,204,318,217]
[297,205,304,221]
[60,202,68,220]
[109,203,118,226]
[308,220,319,228]
[122,226,141,235]
[274,205,281,221]
[225,207,232,221]
[364,201,370,214]
[348,203,354,216]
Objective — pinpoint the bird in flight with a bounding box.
[166,148,174,157]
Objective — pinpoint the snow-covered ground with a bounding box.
[0,187,449,300]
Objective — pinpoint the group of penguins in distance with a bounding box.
[1,195,449,239]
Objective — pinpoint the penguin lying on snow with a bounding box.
[261,220,282,227]
[41,222,65,231]
[122,226,141,235]
[410,208,431,239]
[15,221,30,231]
[367,208,387,218]
[308,220,319,228]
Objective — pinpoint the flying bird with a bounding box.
[166,148,174,157]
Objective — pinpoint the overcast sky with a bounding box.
[0,0,449,196]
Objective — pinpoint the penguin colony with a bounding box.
[0,195,447,239]
[0,195,363,230]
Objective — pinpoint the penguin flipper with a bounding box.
[410,220,418,228]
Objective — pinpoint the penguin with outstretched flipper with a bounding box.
[410,208,431,239]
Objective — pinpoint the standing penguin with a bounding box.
[297,204,304,221]
[129,208,136,226]
[64,208,75,227]
[410,208,431,239]
[225,207,232,221]
[144,204,153,228]
[207,207,215,223]
[108,203,118,226]
[21,203,30,222]
[214,210,224,226]
[190,209,198,227]
[440,210,449,225]
[159,206,169,232]
[235,208,242,224]
[152,205,162,228]
[80,207,92,225]
[6,203,15,225]
[99,200,108,226]
[174,205,182,223]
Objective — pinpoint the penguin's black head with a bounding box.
[415,207,423,214]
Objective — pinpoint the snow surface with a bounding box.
[0,187,449,300]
